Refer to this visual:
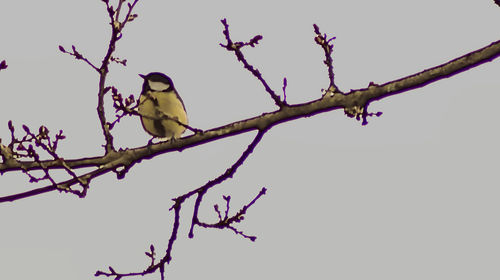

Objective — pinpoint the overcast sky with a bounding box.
[1,1,500,279]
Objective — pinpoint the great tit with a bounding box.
[138,72,188,140]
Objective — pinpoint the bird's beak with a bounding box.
[139,74,146,79]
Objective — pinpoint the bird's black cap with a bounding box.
[139,72,173,85]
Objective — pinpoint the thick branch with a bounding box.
[360,39,500,102]
[3,37,500,202]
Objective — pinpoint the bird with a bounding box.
[137,72,188,140]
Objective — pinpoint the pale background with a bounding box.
[1,0,500,279]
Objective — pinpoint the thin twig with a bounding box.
[96,0,139,153]
[95,195,184,279]
[198,187,267,241]
[58,45,99,72]
[313,24,339,94]
[220,19,287,108]
[0,60,8,71]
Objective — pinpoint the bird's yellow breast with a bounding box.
[138,90,188,139]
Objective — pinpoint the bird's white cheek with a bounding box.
[148,80,170,91]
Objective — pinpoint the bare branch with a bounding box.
[95,194,183,280]
[95,129,267,279]
[22,126,89,194]
[198,187,268,241]
[57,0,139,154]
[0,122,89,196]
[353,39,500,123]
[97,0,139,153]
[0,60,8,71]
[185,129,266,238]
[0,162,112,203]
[282,77,288,104]
[220,18,287,108]
[110,55,127,66]
[3,34,500,201]
[2,2,500,277]
[313,24,339,94]
[3,15,500,204]
[58,45,99,72]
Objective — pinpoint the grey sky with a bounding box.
[1,1,500,279]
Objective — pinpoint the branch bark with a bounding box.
[2,37,500,202]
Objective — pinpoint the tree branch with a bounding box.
[0,60,8,71]
[58,45,99,72]
[185,129,267,238]
[198,187,267,241]
[2,35,500,202]
[220,19,287,108]
[313,24,339,94]
[2,3,500,278]
[96,0,139,153]
[58,0,139,154]
[95,130,267,279]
